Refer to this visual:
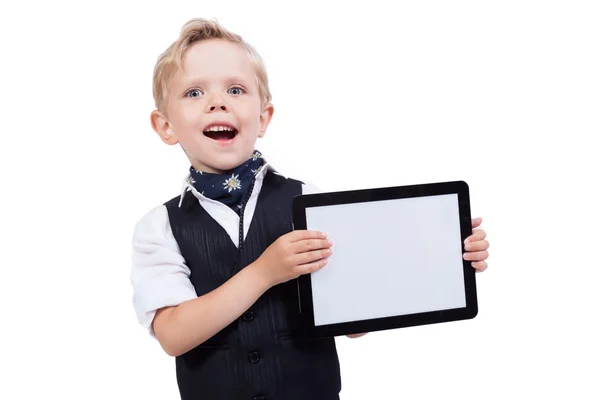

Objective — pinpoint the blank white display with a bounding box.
[305,194,466,326]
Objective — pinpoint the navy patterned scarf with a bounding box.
[189,150,265,214]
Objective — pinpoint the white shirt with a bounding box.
[130,161,320,337]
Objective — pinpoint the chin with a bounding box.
[209,154,249,172]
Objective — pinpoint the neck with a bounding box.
[190,152,259,175]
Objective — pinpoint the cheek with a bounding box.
[181,104,203,125]
[237,99,262,122]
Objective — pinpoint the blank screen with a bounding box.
[305,194,466,326]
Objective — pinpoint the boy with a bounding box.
[131,18,490,400]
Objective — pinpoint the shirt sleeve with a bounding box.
[130,205,198,337]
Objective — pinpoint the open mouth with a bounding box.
[203,124,238,141]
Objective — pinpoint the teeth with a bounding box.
[205,125,234,132]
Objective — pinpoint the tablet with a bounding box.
[292,180,478,338]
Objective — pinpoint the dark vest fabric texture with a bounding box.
[164,171,341,400]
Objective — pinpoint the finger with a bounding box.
[464,229,486,245]
[464,239,489,252]
[295,248,332,265]
[463,250,489,262]
[471,261,488,272]
[347,333,368,338]
[292,238,332,254]
[471,217,483,229]
[288,230,327,242]
[296,258,329,275]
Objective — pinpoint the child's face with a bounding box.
[154,39,273,174]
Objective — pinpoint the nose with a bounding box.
[205,96,228,113]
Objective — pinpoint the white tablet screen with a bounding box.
[305,194,466,326]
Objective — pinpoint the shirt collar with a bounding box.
[178,157,286,207]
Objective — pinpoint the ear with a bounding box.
[150,109,179,145]
[257,103,274,138]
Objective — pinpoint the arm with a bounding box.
[153,231,332,355]
[131,206,332,356]
[131,206,268,356]
[152,262,269,357]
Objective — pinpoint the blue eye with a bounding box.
[187,89,203,98]
[228,87,244,95]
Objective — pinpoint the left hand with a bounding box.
[463,217,489,272]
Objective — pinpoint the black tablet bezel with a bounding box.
[292,180,478,338]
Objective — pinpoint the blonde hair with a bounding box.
[152,18,272,114]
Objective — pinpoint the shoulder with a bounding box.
[133,204,167,227]
[267,169,321,194]
[301,180,322,195]
[273,176,322,197]
[164,194,182,208]
[132,204,171,243]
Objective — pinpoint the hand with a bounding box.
[463,217,489,272]
[254,230,333,287]
[347,333,368,338]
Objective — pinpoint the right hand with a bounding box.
[254,230,333,287]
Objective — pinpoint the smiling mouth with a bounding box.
[203,125,238,141]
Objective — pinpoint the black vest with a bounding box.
[164,172,341,400]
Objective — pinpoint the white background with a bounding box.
[1,0,598,399]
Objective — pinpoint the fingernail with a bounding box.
[322,232,327,237]
[465,244,471,250]
[464,238,470,245]
[328,240,333,245]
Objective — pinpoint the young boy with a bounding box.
[131,18,490,400]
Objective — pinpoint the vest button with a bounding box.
[242,310,255,321]
[248,350,260,363]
